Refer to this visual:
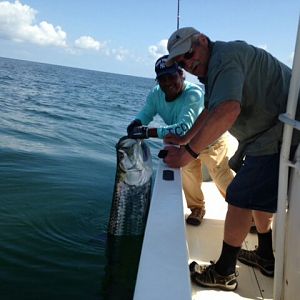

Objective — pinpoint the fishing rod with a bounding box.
[177,0,180,29]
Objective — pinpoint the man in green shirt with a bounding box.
[163,27,300,290]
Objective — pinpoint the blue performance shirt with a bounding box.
[135,81,204,138]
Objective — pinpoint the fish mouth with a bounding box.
[117,137,152,186]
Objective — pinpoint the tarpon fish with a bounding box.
[102,137,153,299]
[108,136,153,236]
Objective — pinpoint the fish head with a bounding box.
[116,137,152,186]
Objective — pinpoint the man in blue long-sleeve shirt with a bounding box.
[127,55,234,226]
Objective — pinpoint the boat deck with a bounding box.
[186,181,274,300]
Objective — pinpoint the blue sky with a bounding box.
[0,0,299,80]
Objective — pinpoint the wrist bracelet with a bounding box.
[184,143,200,159]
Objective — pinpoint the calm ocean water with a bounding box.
[0,57,163,299]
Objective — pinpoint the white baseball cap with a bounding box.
[166,27,200,66]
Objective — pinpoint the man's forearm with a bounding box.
[188,100,241,153]
[184,109,210,143]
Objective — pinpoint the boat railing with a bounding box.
[275,16,300,300]
[133,160,191,300]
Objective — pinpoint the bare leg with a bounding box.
[252,210,273,233]
[224,204,252,247]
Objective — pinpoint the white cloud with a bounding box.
[148,39,168,59]
[0,1,135,63]
[111,47,129,61]
[0,0,67,47]
[74,35,106,51]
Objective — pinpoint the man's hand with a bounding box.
[163,133,188,145]
[163,145,193,168]
[128,126,149,139]
[127,119,142,136]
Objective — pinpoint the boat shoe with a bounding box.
[189,261,238,291]
[238,249,274,277]
[186,208,206,226]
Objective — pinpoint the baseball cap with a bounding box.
[155,55,181,79]
[166,27,200,66]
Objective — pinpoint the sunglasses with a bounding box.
[184,47,195,60]
[177,47,195,69]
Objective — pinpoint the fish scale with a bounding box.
[103,137,153,298]
[108,136,153,236]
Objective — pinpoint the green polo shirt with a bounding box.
[203,40,300,155]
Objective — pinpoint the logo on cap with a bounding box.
[155,58,167,70]
[155,55,180,78]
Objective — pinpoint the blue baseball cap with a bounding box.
[155,55,181,79]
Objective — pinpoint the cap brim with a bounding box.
[165,39,192,66]
[156,68,178,79]
[165,57,176,67]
